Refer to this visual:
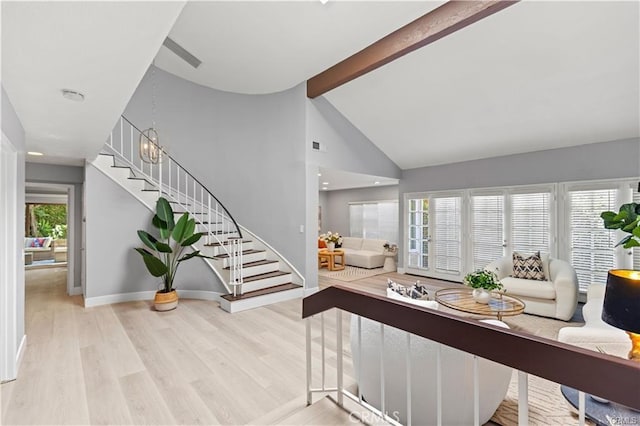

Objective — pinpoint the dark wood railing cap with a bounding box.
[303,285,640,410]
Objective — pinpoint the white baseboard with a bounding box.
[178,290,222,302]
[83,290,224,308]
[84,291,156,308]
[397,267,406,274]
[303,286,320,297]
[68,286,83,296]
[16,335,26,374]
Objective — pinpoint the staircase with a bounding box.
[91,116,304,313]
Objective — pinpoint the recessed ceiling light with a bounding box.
[322,187,328,190]
[322,182,329,185]
[61,89,85,102]
[27,151,44,156]
[374,181,381,185]
[319,0,329,4]
[317,173,322,177]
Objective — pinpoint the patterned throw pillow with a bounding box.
[512,251,545,281]
[387,279,431,300]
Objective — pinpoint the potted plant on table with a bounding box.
[320,231,342,252]
[134,197,211,311]
[463,269,503,304]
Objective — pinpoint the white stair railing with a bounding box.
[303,286,640,426]
[104,116,244,294]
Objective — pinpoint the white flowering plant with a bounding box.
[320,231,343,245]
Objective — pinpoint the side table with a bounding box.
[383,251,397,272]
[561,385,639,426]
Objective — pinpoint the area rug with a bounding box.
[318,266,386,282]
[491,372,591,426]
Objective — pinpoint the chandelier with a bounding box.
[139,127,162,164]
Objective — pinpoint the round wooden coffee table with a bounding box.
[435,288,525,321]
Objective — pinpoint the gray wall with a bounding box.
[318,190,328,234]
[2,86,26,363]
[306,96,401,179]
[401,138,640,193]
[84,165,222,298]
[322,185,399,237]
[25,163,84,289]
[398,137,640,265]
[124,66,308,282]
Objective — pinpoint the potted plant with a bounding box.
[463,269,503,304]
[134,197,211,311]
[320,231,342,252]
[383,242,398,254]
[601,202,640,248]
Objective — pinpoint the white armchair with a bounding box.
[485,255,578,321]
[558,283,630,358]
[350,316,512,426]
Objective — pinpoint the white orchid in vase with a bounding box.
[320,231,343,246]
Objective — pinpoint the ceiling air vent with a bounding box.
[312,141,327,152]
[163,37,202,69]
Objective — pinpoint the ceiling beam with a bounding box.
[306,0,519,98]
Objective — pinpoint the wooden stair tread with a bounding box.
[221,283,301,302]
[223,259,277,270]
[204,240,251,247]
[214,249,264,259]
[243,270,290,283]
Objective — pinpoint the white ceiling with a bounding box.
[1,1,185,165]
[318,167,398,192]
[155,1,442,94]
[325,1,640,169]
[3,1,638,177]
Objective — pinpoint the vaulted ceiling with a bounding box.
[2,1,639,173]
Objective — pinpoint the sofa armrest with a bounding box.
[550,259,579,321]
[485,256,511,280]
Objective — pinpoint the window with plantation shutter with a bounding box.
[471,194,504,270]
[568,188,617,292]
[511,192,552,254]
[349,201,398,243]
[433,196,462,274]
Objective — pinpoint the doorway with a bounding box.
[24,183,76,296]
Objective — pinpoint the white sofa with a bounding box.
[350,313,512,425]
[558,283,630,358]
[485,255,579,321]
[340,237,386,269]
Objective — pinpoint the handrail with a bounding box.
[303,285,640,410]
[121,115,243,240]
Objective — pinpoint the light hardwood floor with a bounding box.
[1,268,359,425]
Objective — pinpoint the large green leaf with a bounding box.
[184,218,196,240]
[155,198,175,232]
[178,251,201,262]
[172,213,190,243]
[155,242,172,253]
[155,197,173,222]
[181,232,202,247]
[134,248,168,277]
[153,215,171,240]
[137,230,158,251]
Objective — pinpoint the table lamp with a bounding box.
[602,270,640,361]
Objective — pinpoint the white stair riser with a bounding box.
[200,242,254,257]
[217,251,265,268]
[241,273,292,293]
[223,261,280,279]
